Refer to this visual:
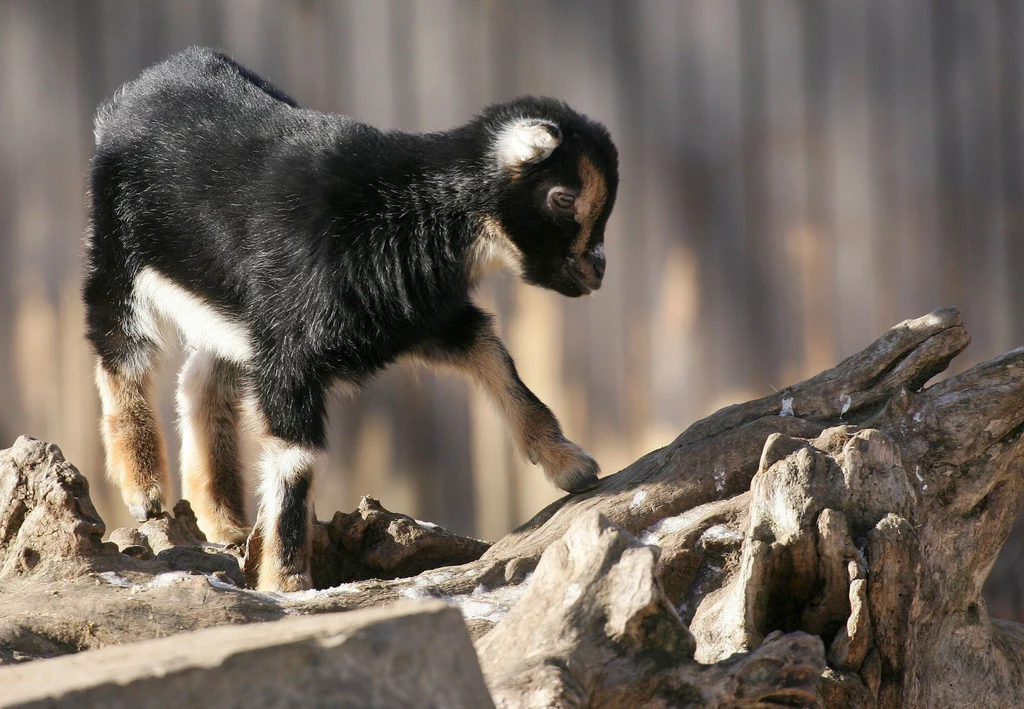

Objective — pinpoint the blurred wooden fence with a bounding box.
[1,0,1023,550]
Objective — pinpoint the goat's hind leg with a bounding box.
[95,360,170,522]
[85,148,170,522]
[177,350,248,544]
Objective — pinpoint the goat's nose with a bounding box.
[591,252,606,280]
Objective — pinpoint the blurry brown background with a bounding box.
[2,1,1024,615]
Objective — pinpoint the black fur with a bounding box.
[85,47,619,585]
[84,47,617,452]
[277,473,311,567]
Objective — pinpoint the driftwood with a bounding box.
[3,307,1024,708]
[0,601,495,709]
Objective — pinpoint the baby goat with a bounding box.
[84,47,618,592]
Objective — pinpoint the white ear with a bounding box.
[495,119,562,170]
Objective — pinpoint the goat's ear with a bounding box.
[495,119,562,170]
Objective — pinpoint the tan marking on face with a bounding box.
[572,155,608,257]
[96,361,169,514]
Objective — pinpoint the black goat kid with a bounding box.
[84,47,618,592]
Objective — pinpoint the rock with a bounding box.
[689,427,916,671]
[0,437,118,580]
[0,572,285,665]
[246,495,492,590]
[804,510,861,637]
[7,308,1024,708]
[0,600,495,709]
[828,575,871,671]
[316,496,492,587]
[477,511,822,708]
[107,528,152,560]
[155,546,244,587]
[834,430,915,537]
[135,499,208,553]
[110,500,246,587]
[817,668,876,709]
[0,621,76,665]
[0,446,280,665]
[865,514,917,705]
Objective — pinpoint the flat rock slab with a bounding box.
[0,600,495,709]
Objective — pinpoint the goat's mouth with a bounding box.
[527,262,599,297]
[566,268,593,295]
[562,260,601,296]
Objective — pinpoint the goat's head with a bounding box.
[476,98,619,297]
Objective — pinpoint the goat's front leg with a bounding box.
[252,435,316,593]
[416,306,599,493]
[249,368,328,593]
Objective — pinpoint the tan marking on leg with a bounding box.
[253,437,316,593]
[177,350,248,545]
[96,360,169,521]
[571,155,609,257]
[417,331,599,493]
[462,335,552,460]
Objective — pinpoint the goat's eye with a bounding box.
[549,190,576,211]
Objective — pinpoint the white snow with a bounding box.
[712,464,727,493]
[639,514,692,546]
[639,500,735,547]
[445,574,533,624]
[839,394,852,417]
[143,571,193,588]
[629,490,648,510]
[277,583,364,602]
[780,396,795,417]
[206,576,241,592]
[399,586,433,600]
[96,571,132,587]
[563,582,583,607]
[699,524,744,546]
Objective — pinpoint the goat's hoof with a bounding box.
[257,572,313,594]
[127,495,163,522]
[544,440,601,493]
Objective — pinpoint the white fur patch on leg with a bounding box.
[254,438,318,592]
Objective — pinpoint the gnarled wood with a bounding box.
[477,511,823,708]
[482,308,968,565]
[4,308,1024,709]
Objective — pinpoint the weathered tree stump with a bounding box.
[3,307,1024,708]
[477,511,823,708]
